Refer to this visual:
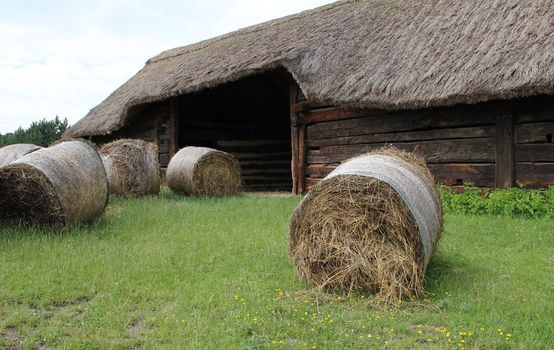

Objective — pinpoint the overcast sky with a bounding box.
[0,0,332,133]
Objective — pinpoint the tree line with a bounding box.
[0,117,69,147]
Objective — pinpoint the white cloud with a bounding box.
[0,0,332,133]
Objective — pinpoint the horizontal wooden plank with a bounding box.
[218,143,290,154]
[245,184,293,191]
[515,122,554,144]
[307,138,495,164]
[181,128,288,141]
[158,142,170,154]
[243,182,293,190]
[121,126,157,140]
[239,160,291,169]
[291,101,333,113]
[180,120,284,131]
[217,139,290,147]
[243,175,292,181]
[429,164,495,187]
[241,168,291,176]
[307,125,495,147]
[233,152,291,161]
[306,163,337,178]
[305,163,494,188]
[515,144,554,162]
[307,110,497,140]
[302,108,383,125]
[515,162,554,187]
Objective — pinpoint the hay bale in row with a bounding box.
[0,140,108,228]
[99,139,160,196]
[167,146,242,197]
[0,143,42,167]
[289,149,442,302]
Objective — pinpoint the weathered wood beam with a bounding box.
[308,125,495,148]
[307,110,497,140]
[515,122,554,144]
[290,79,300,194]
[307,138,495,164]
[298,124,306,193]
[515,162,554,187]
[291,100,333,113]
[169,97,179,156]
[495,115,515,188]
[302,108,382,124]
[515,144,554,162]
[305,163,496,188]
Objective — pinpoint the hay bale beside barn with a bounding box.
[99,139,160,196]
[0,140,108,228]
[0,143,42,167]
[289,149,442,302]
[167,146,242,197]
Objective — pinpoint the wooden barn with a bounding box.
[64,0,554,194]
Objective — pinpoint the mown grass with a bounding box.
[0,190,552,349]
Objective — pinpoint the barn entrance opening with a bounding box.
[176,68,293,192]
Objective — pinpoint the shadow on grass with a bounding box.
[423,251,483,299]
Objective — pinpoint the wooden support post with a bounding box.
[290,81,300,194]
[495,114,514,188]
[169,97,179,157]
[298,119,306,193]
[289,80,307,194]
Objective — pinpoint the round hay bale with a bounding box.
[289,149,442,302]
[167,146,242,196]
[0,140,108,228]
[99,139,160,196]
[0,143,42,167]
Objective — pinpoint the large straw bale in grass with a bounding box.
[289,149,442,302]
[0,140,108,227]
[167,146,242,196]
[0,143,42,167]
[99,139,160,196]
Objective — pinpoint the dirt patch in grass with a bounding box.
[1,326,20,350]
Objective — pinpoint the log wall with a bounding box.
[514,96,554,187]
[297,95,554,191]
[92,101,170,179]
[93,77,553,193]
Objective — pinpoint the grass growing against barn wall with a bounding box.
[0,190,552,349]
[440,186,554,218]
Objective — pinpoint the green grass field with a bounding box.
[0,191,552,349]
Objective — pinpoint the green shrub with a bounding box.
[439,185,554,218]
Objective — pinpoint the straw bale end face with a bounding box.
[289,149,442,303]
[0,140,108,228]
[99,139,160,196]
[0,164,65,226]
[0,143,42,167]
[167,146,242,197]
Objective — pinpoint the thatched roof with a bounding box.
[66,0,554,137]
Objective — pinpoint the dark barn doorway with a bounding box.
[175,68,293,191]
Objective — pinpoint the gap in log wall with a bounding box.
[176,69,293,192]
